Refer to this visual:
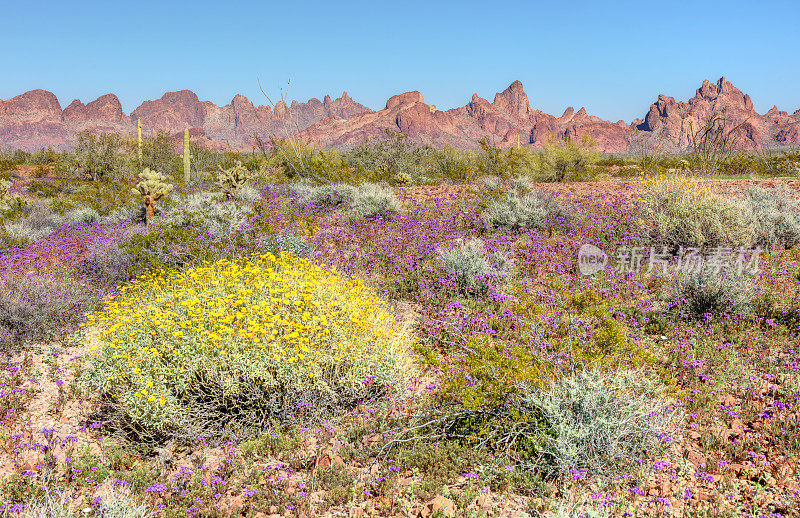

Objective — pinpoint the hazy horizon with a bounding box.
[2,0,798,123]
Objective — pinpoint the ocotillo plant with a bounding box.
[181,128,192,184]
[132,168,173,224]
[215,160,249,198]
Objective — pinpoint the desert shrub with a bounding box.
[81,253,414,443]
[669,266,753,319]
[0,151,17,173]
[123,129,181,179]
[25,180,64,198]
[2,203,66,243]
[96,492,152,518]
[344,129,435,185]
[515,367,682,477]
[756,149,800,177]
[535,135,599,182]
[73,130,123,181]
[741,185,800,249]
[19,491,151,518]
[76,240,135,287]
[119,225,227,276]
[441,334,553,410]
[437,238,514,296]
[101,205,138,225]
[428,145,479,184]
[348,183,401,220]
[718,151,766,176]
[637,172,753,251]
[17,492,72,518]
[481,190,571,232]
[159,191,254,238]
[64,207,101,225]
[232,183,262,202]
[256,231,313,258]
[45,180,140,218]
[0,274,96,350]
[269,137,359,184]
[289,182,355,210]
[0,180,27,218]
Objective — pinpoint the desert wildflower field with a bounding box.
[1,140,800,517]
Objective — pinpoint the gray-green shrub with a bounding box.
[741,185,800,249]
[2,203,65,243]
[64,207,101,225]
[159,191,254,238]
[290,182,356,210]
[481,190,571,232]
[437,238,513,296]
[669,266,753,319]
[256,232,313,258]
[518,367,681,477]
[349,183,401,220]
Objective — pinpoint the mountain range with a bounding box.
[0,77,798,154]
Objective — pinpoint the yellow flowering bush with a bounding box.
[81,253,413,443]
[637,171,753,250]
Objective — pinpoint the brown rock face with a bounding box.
[63,94,126,123]
[565,121,631,152]
[131,90,206,133]
[386,91,424,110]
[492,80,532,120]
[0,87,370,151]
[634,76,785,152]
[0,77,796,154]
[0,89,62,120]
[298,81,632,152]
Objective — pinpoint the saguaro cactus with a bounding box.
[132,168,173,224]
[215,160,249,198]
[182,128,192,184]
[137,120,143,165]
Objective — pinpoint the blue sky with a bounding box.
[2,0,798,122]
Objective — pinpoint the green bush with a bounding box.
[428,145,479,184]
[256,231,314,258]
[343,129,434,185]
[123,129,181,180]
[119,225,227,276]
[441,334,552,410]
[45,180,140,217]
[73,130,123,181]
[269,137,360,184]
[81,254,414,443]
[535,135,599,182]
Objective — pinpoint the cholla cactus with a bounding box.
[131,168,173,224]
[215,160,249,198]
